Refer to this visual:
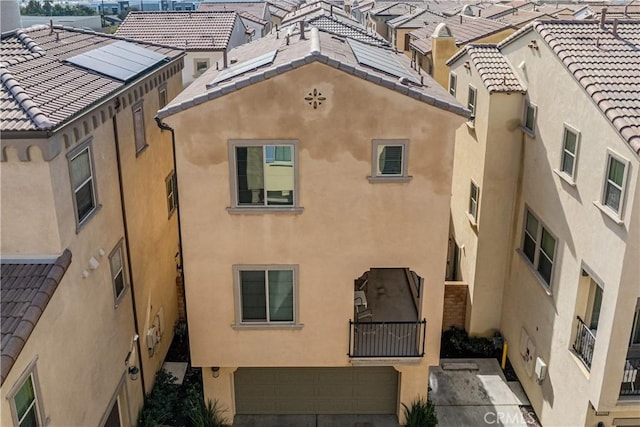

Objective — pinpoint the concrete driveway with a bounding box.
[429,359,537,427]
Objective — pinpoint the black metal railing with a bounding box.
[573,316,596,370]
[620,356,640,396]
[348,320,426,358]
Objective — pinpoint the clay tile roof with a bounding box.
[410,16,513,55]
[281,1,353,25]
[1,250,71,385]
[453,44,525,93]
[197,2,268,25]
[307,14,390,46]
[528,20,640,154]
[0,25,182,133]
[388,8,443,28]
[115,11,240,50]
[495,10,556,27]
[159,28,470,120]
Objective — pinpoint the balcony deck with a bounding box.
[360,268,418,322]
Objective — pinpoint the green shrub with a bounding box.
[189,399,228,427]
[402,397,437,427]
[137,369,179,427]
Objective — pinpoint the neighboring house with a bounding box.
[156,26,468,423]
[447,20,640,427]
[198,1,272,38]
[387,7,442,52]
[409,16,515,87]
[493,9,557,28]
[368,2,424,40]
[116,11,250,86]
[351,0,376,27]
[280,0,354,27]
[0,24,184,426]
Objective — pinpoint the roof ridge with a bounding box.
[14,27,46,54]
[0,66,54,130]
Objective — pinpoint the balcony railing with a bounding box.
[348,320,426,358]
[620,356,640,397]
[573,316,596,370]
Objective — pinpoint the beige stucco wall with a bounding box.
[165,61,466,420]
[497,32,640,426]
[0,62,184,424]
[448,52,524,337]
[115,70,183,394]
[0,116,143,426]
[183,51,223,87]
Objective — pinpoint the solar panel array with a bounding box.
[65,40,168,82]
[347,39,420,85]
[208,50,278,87]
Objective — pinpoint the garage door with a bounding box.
[234,367,398,414]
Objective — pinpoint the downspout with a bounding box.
[155,116,189,345]
[112,114,146,396]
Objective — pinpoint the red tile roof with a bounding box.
[449,44,526,93]
[1,250,72,385]
[116,11,240,50]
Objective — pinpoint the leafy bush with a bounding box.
[137,369,179,426]
[441,327,497,358]
[189,399,228,427]
[402,397,437,427]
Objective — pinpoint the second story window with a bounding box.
[8,362,45,427]
[522,208,557,287]
[158,83,168,109]
[68,142,97,227]
[522,101,536,135]
[469,181,479,223]
[229,140,298,209]
[166,171,178,217]
[369,139,411,182]
[467,86,477,116]
[133,102,147,154]
[449,73,457,96]
[601,151,629,217]
[560,126,580,179]
[109,241,127,306]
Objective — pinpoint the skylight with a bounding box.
[65,40,168,82]
[207,50,278,87]
[347,39,420,84]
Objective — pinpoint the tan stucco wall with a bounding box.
[0,63,184,424]
[497,33,640,426]
[183,51,224,87]
[0,117,143,426]
[165,61,466,420]
[448,55,524,336]
[115,71,183,394]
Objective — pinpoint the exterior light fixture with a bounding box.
[211,367,220,378]
[128,365,140,381]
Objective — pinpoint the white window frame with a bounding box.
[232,264,301,329]
[166,171,177,217]
[468,180,479,225]
[194,58,210,77]
[449,72,457,96]
[109,239,128,307]
[558,125,580,181]
[158,83,168,109]
[7,358,46,427]
[132,101,147,155]
[368,139,411,183]
[67,138,99,230]
[467,85,477,117]
[599,150,630,218]
[522,100,536,136]
[520,207,557,290]
[227,139,301,213]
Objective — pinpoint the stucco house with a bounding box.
[198,1,273,38]
[409,16,515,88]
[0,24,184,426]
[156,25,468,423]
[447,19,640,427]
[116,11,251,87]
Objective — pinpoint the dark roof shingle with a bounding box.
[1,250,72,385]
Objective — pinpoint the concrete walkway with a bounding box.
[429,359,536,427]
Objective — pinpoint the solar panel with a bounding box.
[65,40,168,82]
[347,39,420,85]
[208,50,278,87]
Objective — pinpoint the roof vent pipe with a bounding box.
[613,18,618,36]
[459,15,462,24]
[600,7,607,27]
[330,4,333,15]
[299,20,306,40]
[223,49,228,69]
[49,19,53,34]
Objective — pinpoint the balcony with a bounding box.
[348,268,426,358]
[573,316,595,370]
[348,319,426,357]
[620,356,640,397]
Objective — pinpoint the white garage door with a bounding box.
[234,367,398,414]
